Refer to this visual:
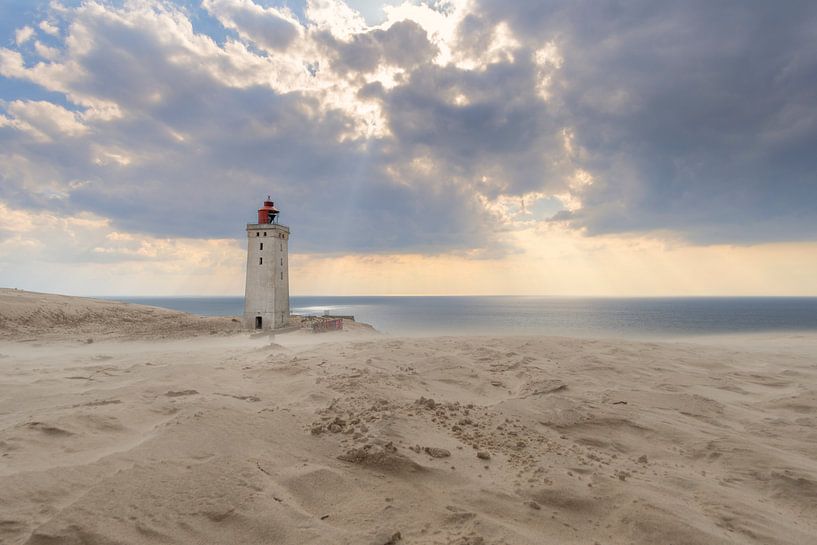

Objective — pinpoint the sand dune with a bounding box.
[1,293,817,544]
[0,289,242,341]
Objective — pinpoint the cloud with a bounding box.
[0,0,815,268]
[5,100,88,141]
[14,26,34,45]
[306,0,368,40]
[0,0,556,256]
[378,58,569,198]
[39,20,60,36]
[202,0,302,51]
[0,202,245,295]
[34,40,60,60]
[317,19,438,74]
[476,0,817,243]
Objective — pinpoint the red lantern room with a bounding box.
[257,196,279,224]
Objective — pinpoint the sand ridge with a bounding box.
[0,288,243,341]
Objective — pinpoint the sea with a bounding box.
[102,296,817,340]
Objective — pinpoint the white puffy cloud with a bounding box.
[34,41,60,60]
[14,26,34,45]
[4,100,88,141]
[39,20,60,36]
[202,0,302,51]
[306,0,368,39]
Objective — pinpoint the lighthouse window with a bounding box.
[259,257,263,265]
[263,232,267,237]
[260,243,263,250]
[280,258,283,265]
[280,242,283,250]
[256,232,259,237]
[280,272,283,280]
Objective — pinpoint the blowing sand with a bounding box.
[1,291,816,544]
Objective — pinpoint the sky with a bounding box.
[0,0,816,296]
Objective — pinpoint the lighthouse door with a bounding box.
[255,316,262,329]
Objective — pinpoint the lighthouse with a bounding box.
[243,198,290,330]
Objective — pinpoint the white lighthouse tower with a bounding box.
[243,197,290,330]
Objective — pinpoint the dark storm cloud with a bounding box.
[477,0,817,243]
[378,58,570,199]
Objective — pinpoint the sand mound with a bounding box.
[338,442,426,472]
[0,288,242,341]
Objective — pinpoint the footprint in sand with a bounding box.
[24,422,73,436]
[164,389,199,397]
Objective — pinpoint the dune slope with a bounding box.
[0,289,241,341]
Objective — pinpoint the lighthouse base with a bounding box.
[243,311,289,331]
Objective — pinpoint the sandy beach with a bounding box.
[1,290,816,544]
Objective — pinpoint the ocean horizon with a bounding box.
[101,295,817,339]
